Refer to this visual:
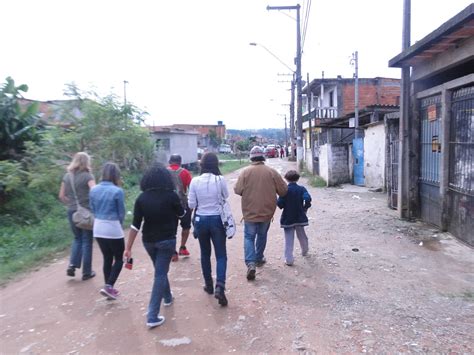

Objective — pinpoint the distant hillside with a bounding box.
[227,128,285,141]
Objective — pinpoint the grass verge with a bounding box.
[220,160,249,175]
[300,170,327,188]
[0,164,244,285]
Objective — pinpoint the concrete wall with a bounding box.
[305,148,314,173]
[328,144,350,186]
[364,122,386,189]
[319,144,329,184]
[152,132,198,166]
[318,143,351,186]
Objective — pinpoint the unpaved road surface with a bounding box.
[1,159,473,354]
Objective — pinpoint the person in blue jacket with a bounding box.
[277,170,312,266]
[89,162,126,300]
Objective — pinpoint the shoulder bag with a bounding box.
[69,173,94,230]
[216,176,236,239]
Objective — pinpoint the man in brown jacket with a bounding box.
[234,146,288,280]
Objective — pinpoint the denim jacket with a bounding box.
[89,181,125,223]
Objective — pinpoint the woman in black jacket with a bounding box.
[124,163,185,328]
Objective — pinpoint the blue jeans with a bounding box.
[244,221,271,266]
[143,238,176,322]
[195,215,227,289]
[67,210,93,275]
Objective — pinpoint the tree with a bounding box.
[0,77,40,160]
[60,85,155,171]
[208,129,222,148]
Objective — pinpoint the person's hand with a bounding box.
[124,249,132,260]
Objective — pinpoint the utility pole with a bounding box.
[123,80,129,106]
[290,75,296,159]
[307,72,312,151]
[267,4,302,169]
[398,0,411,219]
[350,51,359,138]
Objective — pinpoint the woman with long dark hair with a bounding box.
[90,162,125,300]
[188,152,229,306]
[59,152,96,280]
[124,163,185,328]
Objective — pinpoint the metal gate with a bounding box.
[419,95,442,227]
[389,139,399,209]
[448,85,474,245]
[353,138,364,186]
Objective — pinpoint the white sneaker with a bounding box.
[163,292,174,306]
[284,260,294,266]
[147,316,165,328]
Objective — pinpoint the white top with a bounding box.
[188,173,229,216]
[93,219,124,239]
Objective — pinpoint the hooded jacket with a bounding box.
[234,161,288,222]
[277,182,312,228]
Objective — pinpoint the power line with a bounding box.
[301,0,312,53]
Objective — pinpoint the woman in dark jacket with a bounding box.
[277,170,312,266]
[124,163,185,328]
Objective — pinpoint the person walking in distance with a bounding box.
[124,163,186,328]
[59,152,96,280]
[277,170,312,266]
[89,163,126,300]
[280,146,285,158]
[167,154,193,261]
[234,146,288,281]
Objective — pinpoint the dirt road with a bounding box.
[1,159,473,354]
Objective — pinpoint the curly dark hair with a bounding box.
[140,162,175,191]
[200,152,221,176]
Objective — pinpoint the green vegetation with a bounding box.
[301,170,327,188]
[0,77,154,284]
[220,160,249,175]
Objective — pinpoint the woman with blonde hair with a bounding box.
[59,152,96,280]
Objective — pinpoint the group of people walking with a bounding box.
[59,146,312,329]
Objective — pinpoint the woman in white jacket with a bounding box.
[188,152,229,306]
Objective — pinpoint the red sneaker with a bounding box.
[171,251,179,262]
[178,246,190,257]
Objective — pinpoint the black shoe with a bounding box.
[203,283,214,295]
[246,265,256,281]
[214,287,228,307]
[256,258,267,267]
[82,271,96,281]
[66,266,75,277]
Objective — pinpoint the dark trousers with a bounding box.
[96,238,125,287]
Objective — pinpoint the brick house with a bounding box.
[302,77,401,186]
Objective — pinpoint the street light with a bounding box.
[266,4,303,169]
[249,43,294,73]
[249,41,297,160]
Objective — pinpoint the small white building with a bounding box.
[148,127,199,168]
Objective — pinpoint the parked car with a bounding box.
[219,144,232,154]
[264,144,278,158]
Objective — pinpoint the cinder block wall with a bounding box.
[328,144,350,186]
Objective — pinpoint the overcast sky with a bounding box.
[1,0,472,129]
